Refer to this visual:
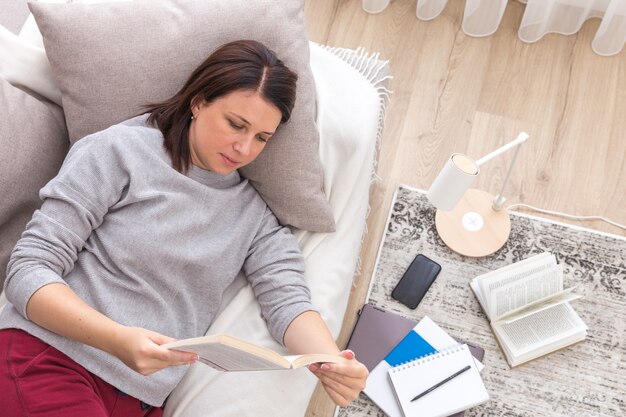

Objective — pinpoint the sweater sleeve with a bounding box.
[4,134,127,319]
[243,206,315,345]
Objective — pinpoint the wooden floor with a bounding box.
[303,1,625,416]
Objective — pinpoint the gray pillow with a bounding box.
[0,0,30,34]
[29,0,336,232]
[0,79,69,289]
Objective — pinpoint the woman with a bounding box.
[0,40,367,416]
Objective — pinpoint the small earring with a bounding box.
[191,114,195,120]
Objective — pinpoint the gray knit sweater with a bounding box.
[0,115,314,406]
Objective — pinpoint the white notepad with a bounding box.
[388,344,489,417]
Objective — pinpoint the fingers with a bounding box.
[162,348,198,366]
[323,384,353,407]
[147,330,198,365]
[117,327,198,376]
[339,349,356,360]
[310,351,368,407]
[315,370,363,407]
[131,352,195,376]
[315,366,366,391]
[316,359,368,382]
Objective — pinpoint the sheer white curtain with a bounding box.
[519,0,626,56]
[363,0,626,56]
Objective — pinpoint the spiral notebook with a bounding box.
[388,344,489,417]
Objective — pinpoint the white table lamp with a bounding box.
[427,132,529,257]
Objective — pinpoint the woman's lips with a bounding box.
[220,153,240,167]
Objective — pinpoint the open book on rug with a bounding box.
[470,252,587,367]
[164,333,348,371]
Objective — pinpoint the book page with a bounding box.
[476,253,556,319]
[290,354,350,368]
[477,252,553,286]
[497,287,581,323]
[494,303,586,355]
[470,279,487,313]
[183,343,289,371]
[490,265,563,320]
[164,334,293,371]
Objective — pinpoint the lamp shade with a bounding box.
[426,153,479,211]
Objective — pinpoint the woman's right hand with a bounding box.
[108,326,198,376]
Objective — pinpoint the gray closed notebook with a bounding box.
[346,304,416,371]
[346,303,485,417]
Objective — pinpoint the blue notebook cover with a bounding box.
[385,330,436,366]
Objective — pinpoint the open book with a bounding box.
[163,333,348,371]
[470,252,587,367]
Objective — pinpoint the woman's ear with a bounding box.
[190,95,203,114]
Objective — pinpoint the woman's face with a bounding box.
[188,90,282,175]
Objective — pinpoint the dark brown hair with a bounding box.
[145,40,298,173]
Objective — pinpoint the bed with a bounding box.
[0,1,391,416]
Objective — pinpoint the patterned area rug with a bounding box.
[338,185,625,417]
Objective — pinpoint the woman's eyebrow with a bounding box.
[228,112,250,125]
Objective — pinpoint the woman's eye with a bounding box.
[256,135,268,143]
[229,120,243,130]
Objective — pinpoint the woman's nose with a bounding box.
[232,134,255,156]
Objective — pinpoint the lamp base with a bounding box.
[434,189,511,257]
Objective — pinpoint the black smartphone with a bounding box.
[391,254,441,309]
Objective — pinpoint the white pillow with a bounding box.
[18,14,45,49]
[0,23,60,104]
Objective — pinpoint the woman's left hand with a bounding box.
[308,350,368,407]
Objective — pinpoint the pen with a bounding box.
[410,365,471,402]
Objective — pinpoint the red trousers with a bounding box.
[0,328,163,417]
